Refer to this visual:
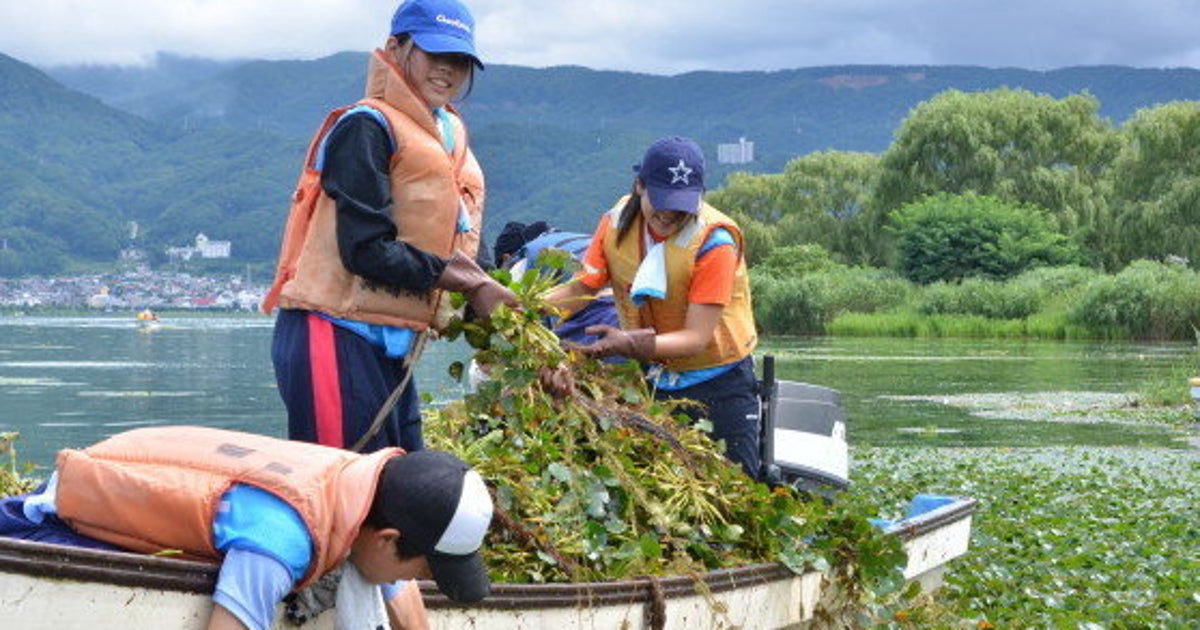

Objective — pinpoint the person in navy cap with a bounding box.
[546,137,762,479]
[262,0,511,625]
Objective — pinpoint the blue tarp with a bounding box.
[870,494,960,533]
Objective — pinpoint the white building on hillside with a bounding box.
[717,137,755,164]
[166,233,231,261]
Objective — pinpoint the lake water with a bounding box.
[0,315,473,470]
[0,316,1193,471]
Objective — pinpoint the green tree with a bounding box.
[756,243,836,277]
[709,151,880,265]
[707,170,785,224]
[1107,101,1200,268]
[873,89,1119,265]
[729,211,776,267]
[890,193,1082,284]
[775,151,880,265]
[0,227,67,277]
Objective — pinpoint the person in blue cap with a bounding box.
[265,0,512,459]
[261,0,511,625]
[546,137,762,479]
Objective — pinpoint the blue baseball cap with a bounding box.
[391,0,483,69]
[636,136,706,214]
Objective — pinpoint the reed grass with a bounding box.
[760,261,1200,342]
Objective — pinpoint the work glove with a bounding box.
[283,566,341,625]
[538,364,576,397]
[577,325,656,362]
[435,250,518,320]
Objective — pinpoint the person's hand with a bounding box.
[575,325,656,362]
[538,364,575,397]
[385,579,431,630]
[435,251,519,319]
[468,276,519,319]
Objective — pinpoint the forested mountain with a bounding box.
[3,49,1200,276]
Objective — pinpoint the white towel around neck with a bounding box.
[630,240,668,306]
[334,563,388,630]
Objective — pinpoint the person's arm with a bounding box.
[324,112,514,318]
[207,604,249,630]
[545,277,602,319]
[209,547,297,630]
[579,302,721,362]
[579,237,736,362]
[321,113,447,293]
[647,302,723,359]
[545,220,609,317]
[384,579,431,630]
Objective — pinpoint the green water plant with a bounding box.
[0,433,37,497]
[424,265,908,617]
[854,446,1200,627]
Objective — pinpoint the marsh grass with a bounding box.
[762,261,1200,342]
[1137,349,1200,406]
[830,311,1032,339]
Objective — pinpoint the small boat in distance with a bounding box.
[136,309,161,331]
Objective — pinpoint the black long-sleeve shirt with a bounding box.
[320,113,448,294]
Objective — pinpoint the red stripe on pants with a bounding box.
[307,314,344,447]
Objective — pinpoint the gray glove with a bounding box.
[578,325,656,362]
[283,566,341,625]
[435,250,518,319]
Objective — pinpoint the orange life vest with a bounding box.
[54,426,401,588]
[602,198,758,372]
[262,49,485,331]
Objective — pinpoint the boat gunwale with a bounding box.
[0,499,978,610]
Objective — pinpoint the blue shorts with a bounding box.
[655,356,761,479]
[272,309,423,452]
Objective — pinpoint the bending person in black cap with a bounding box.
[6,426,492,630]
[545,136,762,479]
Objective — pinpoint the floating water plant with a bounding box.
[0,432,37,497]
[424,265,907,616]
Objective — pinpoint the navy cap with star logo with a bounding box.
[635,136,706,214]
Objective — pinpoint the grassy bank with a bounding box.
[754,260,1200,344]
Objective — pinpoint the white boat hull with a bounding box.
[0,497,975,629]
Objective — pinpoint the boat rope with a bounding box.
[350,330,431,453]
[642,575,666,630]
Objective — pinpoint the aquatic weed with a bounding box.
[426,267,908,616]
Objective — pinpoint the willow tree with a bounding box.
[871,88,1120,266]
[1107,101,1200,269]
[705,171,783,266]
[775,151,880,266]
[707,151,879,266]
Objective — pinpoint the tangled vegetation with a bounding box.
[0,433,37,497]
[424,265,908,614]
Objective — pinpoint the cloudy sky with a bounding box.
[3,0,1200,74]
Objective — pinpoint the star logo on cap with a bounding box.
[668,159,693,185]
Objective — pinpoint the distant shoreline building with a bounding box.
[166,233,231,261]
[717,137,755,165]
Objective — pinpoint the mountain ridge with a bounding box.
[2,50,1199,276]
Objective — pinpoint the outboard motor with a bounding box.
[758,355,850,496]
